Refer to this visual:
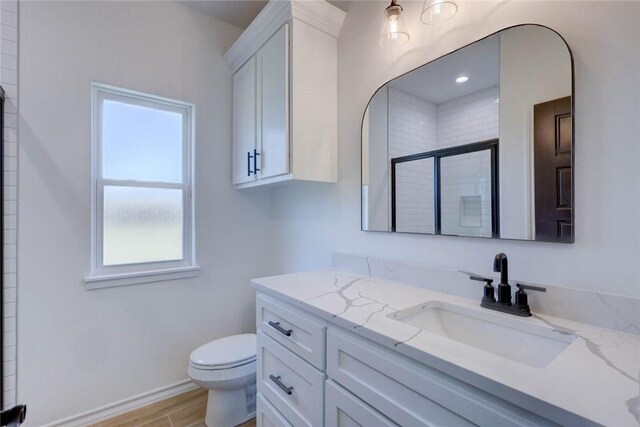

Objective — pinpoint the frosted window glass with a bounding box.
[102,100,183,183]
[103,186,183,266]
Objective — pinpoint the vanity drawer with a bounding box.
[325,380,397,427]
[257,331,325,427]
[327,328,557,427]
[257,393,292,427]
[257,294,326,369]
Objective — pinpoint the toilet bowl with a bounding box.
[188,334,257,427]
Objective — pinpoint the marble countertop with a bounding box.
[251,269,640,426]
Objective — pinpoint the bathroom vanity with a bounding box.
[252,269,640,427]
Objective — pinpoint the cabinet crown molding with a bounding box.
[224,0,346,73]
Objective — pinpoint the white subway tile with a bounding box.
[3,302,15,318]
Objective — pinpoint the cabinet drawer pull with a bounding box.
[268,321,292,337]
[247,151,254,176]
[269,374,294,395]
[254,149,261,173]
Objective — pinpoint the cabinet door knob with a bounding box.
[269,374,293,395]
[254,149,261,173]
[247,151,254,176]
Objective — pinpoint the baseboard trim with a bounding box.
[41,379,199,427]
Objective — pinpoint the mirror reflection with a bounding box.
[362,25,573,242]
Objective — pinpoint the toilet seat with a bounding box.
[190,356,256,371]
[189,358,256,384]
[189,333,256,370]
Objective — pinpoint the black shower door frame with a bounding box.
[391,139,499,237]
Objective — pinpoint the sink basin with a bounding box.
[390,301,576,368]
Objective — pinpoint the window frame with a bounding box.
[87,83,197,288]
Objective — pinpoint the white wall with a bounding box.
[363,87,390,231]
[272,1,640,298]
[499,26,572,240]
[18,2,279,425]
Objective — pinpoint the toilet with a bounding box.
[188,334,257,427]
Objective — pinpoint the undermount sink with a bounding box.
[390,301,576,368]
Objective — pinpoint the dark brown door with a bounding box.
[534,96,573,242]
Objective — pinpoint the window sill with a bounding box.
[85,266,200,290]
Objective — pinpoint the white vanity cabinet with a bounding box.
[255,292,569,427]
[256,294,326,427]
[225,1,346,189]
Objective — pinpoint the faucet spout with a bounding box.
[493,253,509,285]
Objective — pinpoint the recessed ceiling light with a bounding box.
[456,76,469,83]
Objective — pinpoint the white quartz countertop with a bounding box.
[251,269,640,426]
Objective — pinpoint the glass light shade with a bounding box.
[380,4,410,48]
[421,0,458,25]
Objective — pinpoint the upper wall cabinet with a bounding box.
[225,0,346,189]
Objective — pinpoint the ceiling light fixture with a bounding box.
[380,0,410,48]
[456,76,469,83]
[421,0,458,25]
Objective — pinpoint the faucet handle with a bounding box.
[515,283,546,314]
[469,275,495,303]
[516,283,546,293]
[469,275,493,285]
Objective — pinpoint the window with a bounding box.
[87,84,197,288]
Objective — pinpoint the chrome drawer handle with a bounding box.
[270,374,293,395]
[268,321,292,337]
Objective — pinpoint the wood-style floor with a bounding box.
[91,388,256,427]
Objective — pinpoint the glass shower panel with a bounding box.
[394,158,435,234]
[440,150,493,238]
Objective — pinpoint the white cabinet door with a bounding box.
[257,331,325,427]
[233,56,257,184]
[257,393,292,427]
[327,328,555,427]
[257,294,326,370]
[325,381,397,427]
[257,24,289,179]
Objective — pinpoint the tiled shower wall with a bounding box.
[388,87,437,233]
[440,151,493,237]
[388,85,499,235]
[437,86,498,236]
[0,0,18,410]
[436,86,499,148]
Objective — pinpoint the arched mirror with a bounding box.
[361,25,574,243]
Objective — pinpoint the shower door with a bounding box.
[0,84,27,427]
[391,140,499,238]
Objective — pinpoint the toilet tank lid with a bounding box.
[190,333,256,367]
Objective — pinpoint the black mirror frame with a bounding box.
[360,24,575,243]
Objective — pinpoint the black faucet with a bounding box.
[469,253,546,317]
[493,253,511,305]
